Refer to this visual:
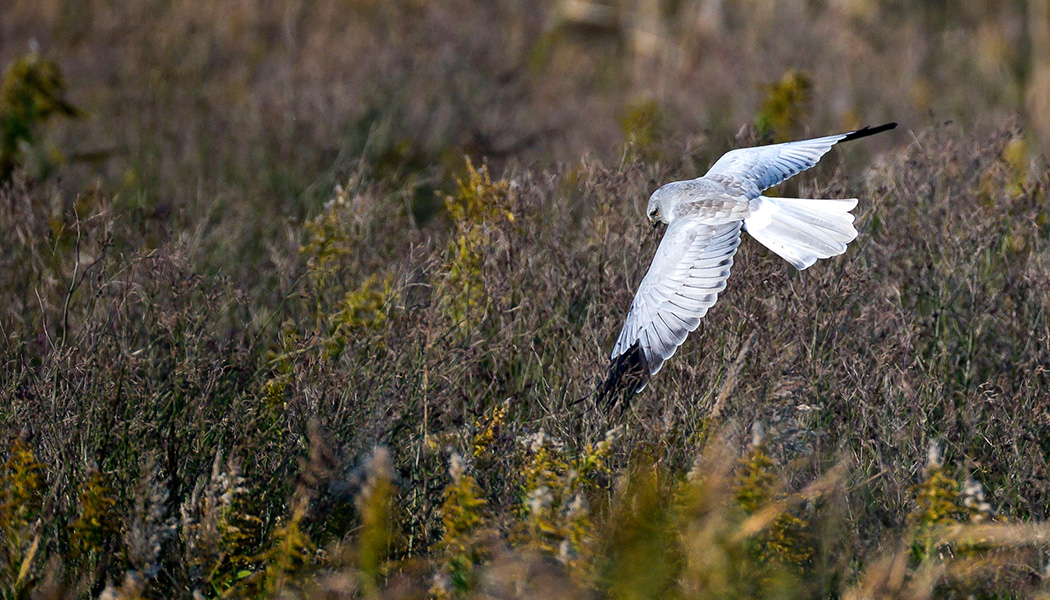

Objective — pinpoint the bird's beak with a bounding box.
[649,217,658,229]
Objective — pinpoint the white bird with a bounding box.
[608,123,896,392]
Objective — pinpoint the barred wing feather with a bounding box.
[612,219,743,376]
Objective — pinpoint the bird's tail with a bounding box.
[743,196,858,270]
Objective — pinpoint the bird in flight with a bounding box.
[607,123,896,394]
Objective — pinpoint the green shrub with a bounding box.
[0,51,80,182]
[754,70,812,142]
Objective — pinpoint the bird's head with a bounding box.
[646,183,678,227]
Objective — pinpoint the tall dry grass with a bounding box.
[1,0,1050,598]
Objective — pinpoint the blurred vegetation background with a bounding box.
[2,0,1050,598]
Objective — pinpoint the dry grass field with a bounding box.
[2,1,1050,598]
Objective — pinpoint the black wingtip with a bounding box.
[840,122,897,143]
[595,343,650,412]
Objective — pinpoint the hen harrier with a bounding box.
[607,123,896,394]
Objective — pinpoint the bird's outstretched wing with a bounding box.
[704,123,897,197]
[611,219,742,381]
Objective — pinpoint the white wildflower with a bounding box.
[961,477,994,521]
[565,493,588,519]
[927,440,942,469]
[449,452,466,482]
[751,421,765,447]
[525,485,552,516]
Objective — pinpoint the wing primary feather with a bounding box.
[840,122,897,143]
[663,310,694,329]
[596,341,650,412]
